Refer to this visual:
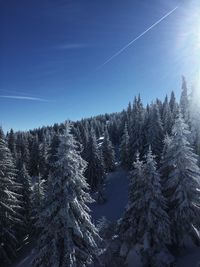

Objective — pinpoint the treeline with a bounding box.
[0,76,200,266]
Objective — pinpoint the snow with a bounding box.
[10,167,200,267]
[91,167,129,221]
[97,136,104,147]
[126,245,142,267]
[11,167,129,267]
[177,247,200,267]
[120,242,129,257]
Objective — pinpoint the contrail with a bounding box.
[97,6,178,69]
[0,95,49,102]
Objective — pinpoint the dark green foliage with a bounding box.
[102,129,115,172]
[0,128,22,265]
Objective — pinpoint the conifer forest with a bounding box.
[1,77,200,267]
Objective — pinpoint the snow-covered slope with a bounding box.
[91,167,129,222]
[177,247,200,267]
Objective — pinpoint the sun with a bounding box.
[191,17,200,51]
[176,2,200,89]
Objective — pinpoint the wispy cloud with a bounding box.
[0,89,29,95]
[0,95,49,102]
[55,43,89,50]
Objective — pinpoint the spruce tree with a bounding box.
[0,128,22,264]
[146,103,164,158]
[17,163,33,235]
[33,125,100,267]
[119,148,171,266]
[84,129,105,191]
[160,113,200,247]
[180,76,189,123]
[47,133,60,174]
[102,128,115,172]
[29,136,40,177]
[162,96,173,135]
[129,95,145,158]
[32,173,45,226]
[7,128,16,158]
[189,85,200,158]
[16,132,30,169]
[119,123,131,169]
[169,91,178,116]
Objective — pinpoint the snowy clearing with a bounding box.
[91,167,129,222]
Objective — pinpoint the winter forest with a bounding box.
[1,76,200,267]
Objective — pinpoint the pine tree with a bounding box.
[119,149,171,266]
[119,123,131,169]
[109,118,119,145]
[17,163,33,235]
[0,128,22,264]
[160,113,200,247]
[32,173,45,226]
[180,76,189,123]
[84,129,105,191]
[33,125,100,267]
[162,96,173,135]
[29,136,40,177]
[189,85,200,158]
[169,91,178,116]
[47,133,60,174]
[80,123,89,159]
[145,103,164,158]
[16,132,30,169]
[38,140,48,178]
[129,95,145,158]
[7,128,16,158]
[102,128,115,172]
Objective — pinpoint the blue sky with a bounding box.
[0,0,199,131]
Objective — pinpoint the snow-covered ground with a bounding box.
[177,247,200,267]
[9,168,200,267]
[91,167,129,222]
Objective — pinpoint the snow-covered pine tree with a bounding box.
[119,123,131,169]
[0,128,22,265]
[118,152,145,245]
[145,103,164,159]
[7,128,17,158]
[84,129,105,191]
[80,123,89,159]
[47,133,60,174]
[189,84,200,158]
[160,113,200,247]
[15,132,30,169]
[108,117,120,145]
[118,148,171,266]
[102,128,115,172]
[180,76,189,124]
[33,124,100,267]
[17,163,33,235]
[29,136,40,177]
[129,95,145,159]
[169,91,178,116]
[38,140,48,178]
[127,101,132,127]
[162,96,173,135]
[31,173,45,228]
